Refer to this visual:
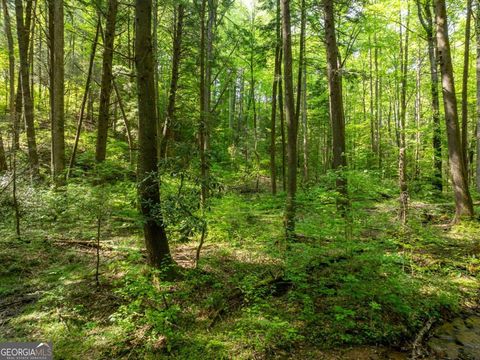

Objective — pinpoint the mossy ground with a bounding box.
[1,169,479,359]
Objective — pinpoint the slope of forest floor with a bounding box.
[0,168,479,359]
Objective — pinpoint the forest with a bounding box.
[0,0,479,358]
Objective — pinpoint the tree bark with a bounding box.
[295,0,306,128]
[461,0,472,170]
[324,0,348,212]
[15,0,39,179]
[278,48,286,192]
[52,0,65,185]
[435,0,474,219]
[270,0,281,195]
[302,60,308,182]
[199,0,214,206]
[281,0,297,237]
[135,0,172,268]
[476,0,480,192]
[95,0,118,162]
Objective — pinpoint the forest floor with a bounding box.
[0,170,479,359]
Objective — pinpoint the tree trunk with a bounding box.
[199,0,214,206]
[0,0,14,171]
[270,0,281,195]
[398,9,409,224]
[160,4,185,159]
[324,0,348,212]
[52,0,65,185]
[435,0,474,219]
[461,0,472,170]
[95,0,118,162]
[135,0,172,268]
[302,61,308,182]
[281,0,297,237]
[0,134,6,172]
[278,48,286,192]
[369,35,375,157]
[476,0,480,192]
[199,0,208,206]
[295,0,306,127]
[15,0,39,179]
[2,0,15,138]
[68,19,100,178]
[416,0,443,191]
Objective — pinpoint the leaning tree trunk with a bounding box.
[68,19,100,178]
[160,4,184,159]
[435,0,474,219]
[281,0,297,237]
[15,0,39,179]
[323,0,348,212]
[135,0,172,268]
[95,0,118,162]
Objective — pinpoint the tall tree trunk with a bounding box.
[68,19,100,178]
[462,0,472,171]
[476,0,480,192]
[398,8,409,224]
[270,0,281,195]
[1,0,14,171]
[302,61,308,181]
[324,0,348,211]
[374,32,381,167]
[160,4,185,159]
[199,0,215,206]
[135,0,172,268]
[2,0,15,146]
[153,0,161,150]
[48,0,54,171]
[295,0,307,182]
[369,35,375,157]
[435,0,474,219]
[199,0,208,206]
[51,0,65,185]
[295,0,306,126]
[414,52,422,179]
[281,0,297,237]
[279,48,286,192]
[250,9,260,191]
[95,0,118,162]
[416,0,443,191]
[15,0,39,179]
